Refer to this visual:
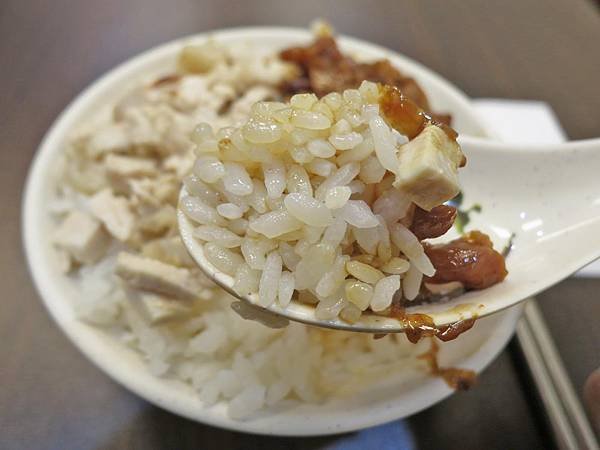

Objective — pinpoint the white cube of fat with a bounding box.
[53,211,109,264]
[393,125,463,211]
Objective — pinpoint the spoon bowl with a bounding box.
[179,136,600,332]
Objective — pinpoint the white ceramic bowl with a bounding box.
[23,27,522,436]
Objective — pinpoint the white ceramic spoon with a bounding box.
[179,136,600,333]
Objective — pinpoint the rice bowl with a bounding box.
[23,27,522,435]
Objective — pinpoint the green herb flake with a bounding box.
[451,193,482,235]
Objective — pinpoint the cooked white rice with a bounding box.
[49,38,433,420]
[183,81,463,321]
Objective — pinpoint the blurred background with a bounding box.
[1,1,599,449]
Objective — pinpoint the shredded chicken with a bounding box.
[115,252,204,301]
[53,211,109,265]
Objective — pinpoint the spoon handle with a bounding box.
[463,137,600,279]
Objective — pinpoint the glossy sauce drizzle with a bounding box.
[378,85,459,144]
[418,339,477,390]
[389,303,476,344]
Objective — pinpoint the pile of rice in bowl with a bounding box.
[49,30,505,419]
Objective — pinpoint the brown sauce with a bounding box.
[389,303,476,344]
[379,84,430,140]
[419,339,477,390]
[378,84,459,143]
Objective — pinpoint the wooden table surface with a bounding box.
[1,1,599,449]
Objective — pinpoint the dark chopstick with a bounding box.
[516,300,599,450]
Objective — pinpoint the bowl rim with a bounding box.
[22,26,522,436]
